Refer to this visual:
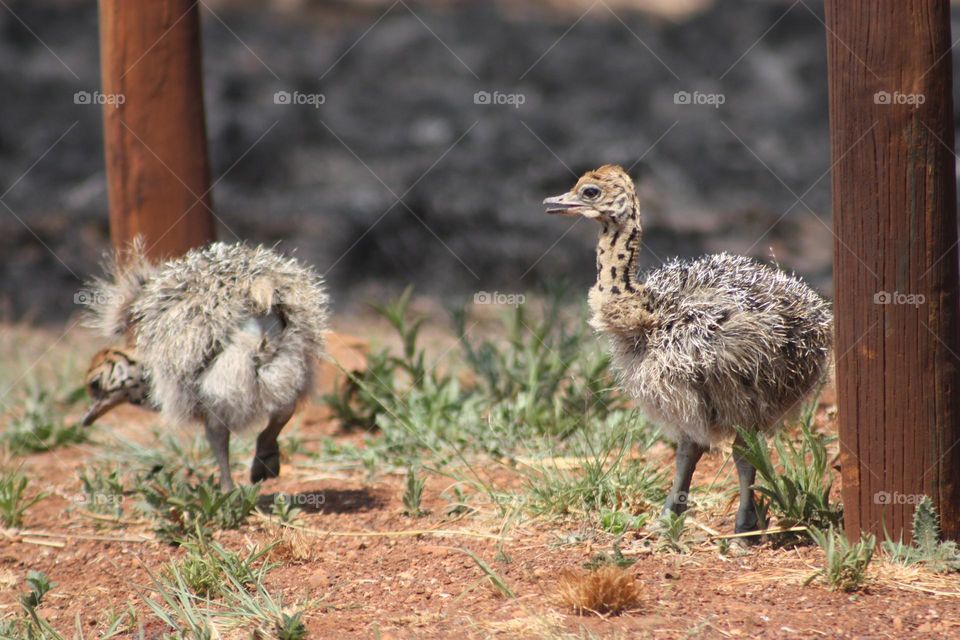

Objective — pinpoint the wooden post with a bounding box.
[99,0,215,259]
[826,0,960,541]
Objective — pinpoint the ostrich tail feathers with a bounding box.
[81,236,158,338]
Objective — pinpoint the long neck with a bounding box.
[595,220,641,296]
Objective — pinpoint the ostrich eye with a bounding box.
[581,186,601,199]
[88,378,102,396]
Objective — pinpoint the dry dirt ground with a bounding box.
[1,321,959,639]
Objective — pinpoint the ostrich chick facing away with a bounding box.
[81,241,329,490]
[544,165,832,533]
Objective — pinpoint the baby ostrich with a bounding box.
[544,165,832,533]
[81,241,329,490]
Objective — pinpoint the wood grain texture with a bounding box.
[825,0,960,540]
[99,0,215,260]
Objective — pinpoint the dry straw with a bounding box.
[556,565,641,616]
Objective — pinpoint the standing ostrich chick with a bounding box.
[81,241,329,490]
[544,165,832,533]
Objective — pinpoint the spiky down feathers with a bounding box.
[85,242,329,432]
[605,253,832,447]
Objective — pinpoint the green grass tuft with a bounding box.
[0,465,46,527]
[655,511,689,554]
[735,405,842,534]
[3,388,87,456]
[806,526,875,592]
[137,470,260,544]
[402,467,427,517]
[165,535,274,598]
[77,465,125,517]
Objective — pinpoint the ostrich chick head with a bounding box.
[543,164,640,226]
[81,348,148,426]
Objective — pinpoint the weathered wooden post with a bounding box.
[826,0,960,540]
[99,0,215,258]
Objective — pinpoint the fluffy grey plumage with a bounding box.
[607,252,832,447]
[545,164,832,533]
[82,240,329,489]
[129,242,328,430]
[84,237,159,339]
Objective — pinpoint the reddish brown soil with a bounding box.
[2,401,959,640]
[1,327,959,639]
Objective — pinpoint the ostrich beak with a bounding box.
[81,393,125,426]
[543,192,583,216]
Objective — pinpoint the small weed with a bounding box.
[599,510,646,535]
[655,511,689,554]
[143,563,215,639]
[735,411,842,533]
[77,465,125,517]
[270,494,304,525]
[442,485,474,517]
[99,605,138,639]
[402,467,427,517]
[0,465,46,527]
[556,565,640,616]
[3,388,87,456]
[137,470,259,544]
[806,526,875,592]
[271,612,308,640]
[460,548,515,598]
[3,570,66,640]
[20,570,55,609]
[882,496,960,573]
[583,543,636,570]
[166,535,274,598]
[716,537,731,556]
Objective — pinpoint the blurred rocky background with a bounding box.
[2,0,950,322]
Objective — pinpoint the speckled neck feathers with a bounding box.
[588,203,657,337]
[594,221,641,296]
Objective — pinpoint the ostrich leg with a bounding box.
[662,438,707,517]
[733,431,761,533]
[250,403,296,483]
[203,418,234,491]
